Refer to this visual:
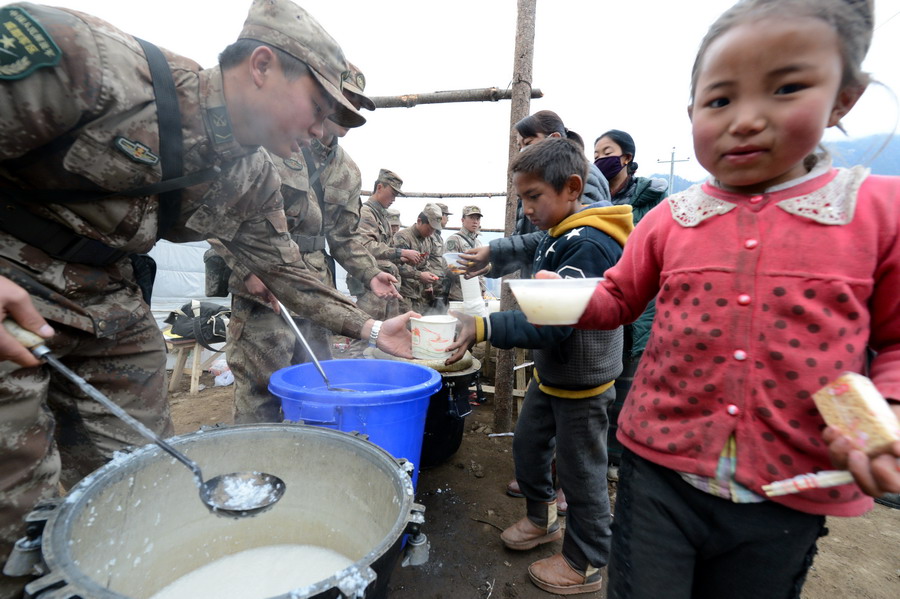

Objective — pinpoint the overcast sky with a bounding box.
[40,0,900,229]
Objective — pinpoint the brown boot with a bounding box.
[528,553,603,595]
[500,512,561,550]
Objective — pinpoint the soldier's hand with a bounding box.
[418,271,439,284]
[823,404,900,497]
[374,312,420,359]
[0,276,54,367]
[460,246,492,277]
[400,249,424,265]
[244,274,278,311]
[370,272,401,299]
[445,310,476,365]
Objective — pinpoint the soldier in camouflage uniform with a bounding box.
[218,64,399,422]
[445,205,488,301]
[344,170,424,357]
[394,203,444,315]
[426,203,452,307]
[0,2,414,593]
[387,208,402,235]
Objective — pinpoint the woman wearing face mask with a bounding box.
[593,129,668,481]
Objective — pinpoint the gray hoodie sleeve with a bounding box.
[487,230,545,277]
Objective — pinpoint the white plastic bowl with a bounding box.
[506,277,602,325]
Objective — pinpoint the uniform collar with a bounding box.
[199,66,247,161]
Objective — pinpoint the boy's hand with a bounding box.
[534,270,561,279]
[823,403,900,497]
[460,247,491,277]
[445,310,476,365]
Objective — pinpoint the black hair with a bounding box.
[515,110,586,150]
[596,129,639,176]
[510,137,588,193]
[219,39,311,80]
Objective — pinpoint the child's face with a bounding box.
[689,17,860,194]
[513,171,580,231]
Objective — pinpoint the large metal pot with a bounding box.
[25,424,425,599]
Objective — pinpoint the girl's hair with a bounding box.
[596,129,640,176]
[690,0,875,100]
[510,137,588,193]
[515,110,587,150]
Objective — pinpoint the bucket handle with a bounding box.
[297,403,340,426]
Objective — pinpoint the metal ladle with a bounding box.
[275,300,355,392]
[3,320,285,518]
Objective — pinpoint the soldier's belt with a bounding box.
[292,234,327,252]
[0,197,128,267]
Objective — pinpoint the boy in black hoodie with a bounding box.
[447,137,632,594]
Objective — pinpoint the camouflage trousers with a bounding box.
[0,312,172,597]
[228,295,333,424]
[344,290,399,359]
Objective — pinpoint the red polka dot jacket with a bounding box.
[577,166,900,516]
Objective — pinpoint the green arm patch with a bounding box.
[0,7,61,80]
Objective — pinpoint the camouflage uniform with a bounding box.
[0,2,373,586]
[351,198,404,320]
[221,138,383,422]
[445,228,487,301]
[394,225,441,315]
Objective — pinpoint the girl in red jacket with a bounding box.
[544,1,900,597]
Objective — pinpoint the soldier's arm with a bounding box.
[356,207,403,262]
[325,205,382,287]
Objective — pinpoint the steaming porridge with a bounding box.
[148,544,353,599]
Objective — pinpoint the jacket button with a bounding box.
[744,239,759,249]
[727,404,740,416]
[737,294,751,305]
[733,349,747,361]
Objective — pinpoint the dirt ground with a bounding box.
[169,372,899,599]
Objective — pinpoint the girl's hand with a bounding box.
[823,403,900,497]
[445,311,476,365]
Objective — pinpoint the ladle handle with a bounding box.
[3,319,206,487]
[275,300,331,386]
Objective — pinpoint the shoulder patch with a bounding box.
[114,136,160,165]
[0,7,61,80]
[283,157,304,171]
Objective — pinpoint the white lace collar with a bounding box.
[668,166,870,227]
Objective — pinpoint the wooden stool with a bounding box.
[166,338,224,396]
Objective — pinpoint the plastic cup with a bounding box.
[442,252,466,275]
[410,315,458,359]
[506,278,603,325]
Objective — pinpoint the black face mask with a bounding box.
[594,155,625,182]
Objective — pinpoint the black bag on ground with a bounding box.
[165,300,230,350]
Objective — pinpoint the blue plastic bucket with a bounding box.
[269,359,441,488]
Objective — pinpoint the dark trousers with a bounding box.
[514,381,613,571]
[608,354,639,465]
[608,450,828,599]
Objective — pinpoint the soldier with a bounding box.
[215,63,399,421]
[387,208,402,235]
[394,203,443,314]
[445,205,487,302]
[345,170,422,357]
[426,203,452,307]
[0,1,414,592]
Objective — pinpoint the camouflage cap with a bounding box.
[331,62,375,128]
[423,203,443,231]
[462,205,483,217]
[377,169,404,196]
[436,202,452,215]
[238,0,365,128]
[386,208,402,225]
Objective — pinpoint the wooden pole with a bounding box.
[371,87,543,109]
[494,0,537,433]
